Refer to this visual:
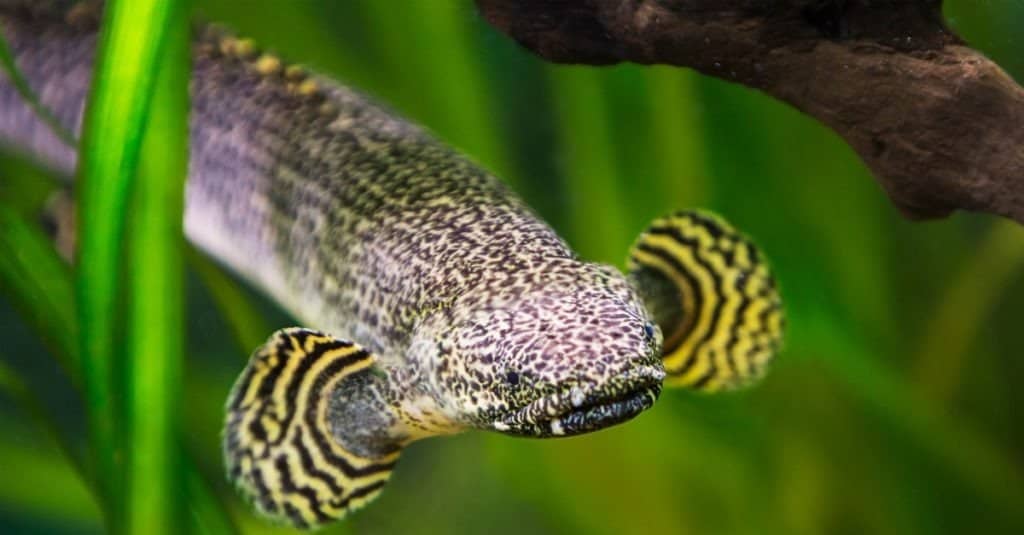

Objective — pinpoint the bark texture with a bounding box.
[476,0,1024,223]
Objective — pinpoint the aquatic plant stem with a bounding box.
[75,0,182,522]
[187,247,272,353]
[0,359,91,492]
[0,436,103,529]
[0,205,78,377]
[124,0,190,531]
[0,201,241,533]
[547,66,628,263]
[913,220,1024,403]
[0,29,75,147]
[804,314,1024,521]
[643,68,708,211]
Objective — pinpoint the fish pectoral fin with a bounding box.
[627,210,785,392]
[224,327,400,529]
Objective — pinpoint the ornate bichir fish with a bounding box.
[0,1,784,529]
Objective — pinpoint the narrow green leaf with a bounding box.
[803,312,1024,522]
[0,359,91,491]
[912,220,1024,402]
[123,0,190,531]
[0,201,237,533]
[547,67,628,264]
[75,0,183,519]
[185,455,240,535]
[0,430,103,530]
[0,205,78,377]
[643,68,710,211]
[0,3,234,528]
[188,247,272,354]
[0,29,77,147]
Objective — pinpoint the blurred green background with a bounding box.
[2,1,1024,534]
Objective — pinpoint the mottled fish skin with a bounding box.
[0,4,665,452]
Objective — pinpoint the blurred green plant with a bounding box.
[912,221,1024,402]
[0,33,75,147]
[123,1,190,531]
[548,66,629,262]
[0,359,89,488]
[0,206,78,374]
[75,0,188,524]
[0,203,242,533]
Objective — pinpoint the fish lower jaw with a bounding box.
[492,365,665,437]
[541,387,661,437]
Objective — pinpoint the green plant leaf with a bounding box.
[0,205,78,377]
[75,0,185,520]
[123,0,191,531]
[0,28,77,147]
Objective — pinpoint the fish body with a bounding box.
[0,2,783,528]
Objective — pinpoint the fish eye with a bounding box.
[505,371,520,385]
[643,322,657,342]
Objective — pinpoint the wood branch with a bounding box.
[476,0,1024,223]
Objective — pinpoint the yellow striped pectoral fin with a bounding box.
[224,328,400,529]
[628,210,784,392]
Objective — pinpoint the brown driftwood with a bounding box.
[476,0,1024,224]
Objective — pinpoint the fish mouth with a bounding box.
[492,364,665,438]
